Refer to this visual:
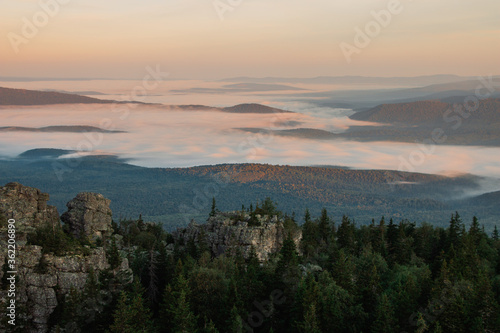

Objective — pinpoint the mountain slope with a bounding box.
[222,103,293,113]
[350,98,500,126]
[0,150,495,230]
[0,86,116,105]
[0,125,125,133]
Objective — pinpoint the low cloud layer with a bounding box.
[1,102,499,184]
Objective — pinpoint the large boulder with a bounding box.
[61,192,113,242]
[0,182,60,234]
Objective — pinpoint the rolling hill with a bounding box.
[1,149,497,231]
[0,86,115,105]
[0,125,126,133]
[350,98,500,125]
[222,103,293,113]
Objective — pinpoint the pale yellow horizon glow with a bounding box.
[1,0,499,79]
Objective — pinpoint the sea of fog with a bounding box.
[1,79,499,194]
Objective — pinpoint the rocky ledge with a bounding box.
[0,183,131,333]
[173,211,302,261]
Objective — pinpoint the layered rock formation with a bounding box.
[61,192,113,242]
[0,182,59,235]
[0,184,130,333]
[173,212,302,261]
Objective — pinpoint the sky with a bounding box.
[1,0,499,79]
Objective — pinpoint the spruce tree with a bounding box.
[209,197,217,218]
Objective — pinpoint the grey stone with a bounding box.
[61,192,113,242]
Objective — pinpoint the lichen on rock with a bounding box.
[61,192,113,243]
[173,211,302,261]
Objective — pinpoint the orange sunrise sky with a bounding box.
[1,0,499,79]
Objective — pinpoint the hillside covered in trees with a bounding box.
[7,195,498,333]
[0,87,115,105]
[1,152,498,231]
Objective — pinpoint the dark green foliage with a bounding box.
[27,223,85,256]
[371,293,398,333]
[209,197,217,218]
[107,237,122,269]
[109,280,155,333]
[18,196,500,333]
[4,158,498,232]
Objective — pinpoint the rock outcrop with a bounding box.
[173,212,302,261]
[0,182,59,235]
[12,246,118,332]
[61,192,113,242]
[0,183,130,333]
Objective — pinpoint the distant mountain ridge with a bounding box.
[0,125,126,133]
[0,86,292,114]
[350,98,500,125]
[219,74,475,86]
[222,103,293,113]
[0,86,115,105]
[2,151,496,230]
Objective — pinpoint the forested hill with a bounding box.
[1,151,498,230]
[2,183,499,332]
[0,86,115,105]
[471,190,500,206]
[350,98,500,125]
[221,103,293,113]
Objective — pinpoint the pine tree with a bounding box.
[107,237,122,270]
[447,212,463,251]
[304,208,311,224]
[337,215,355,253]
[146,248,160,306]
[109,281,155,333]
[202,318,220,333]
[158,284,175,332]
[276,233,301,289]
[318,208,331,243]
[492,225,499,241]
[172,289,198,333]
[301,303,321,333]
[228,305,243,333]
[371,293,398,333]
[209,197,217,218]
[469,216,482,246]
[301,214,319,257]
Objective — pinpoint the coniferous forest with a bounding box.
[34,199,500,333]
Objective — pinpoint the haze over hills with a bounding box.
[237,98,500,146]
[219,74,476,86]
[296,77,500,110]
[0,86,294,114]
[171,82,306,94]
[42,89,108,96]
[221,103,293,113]
[350,98,500,125]
[0,125,126,133]
[1,148,498,231]
[0,86,115,105]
